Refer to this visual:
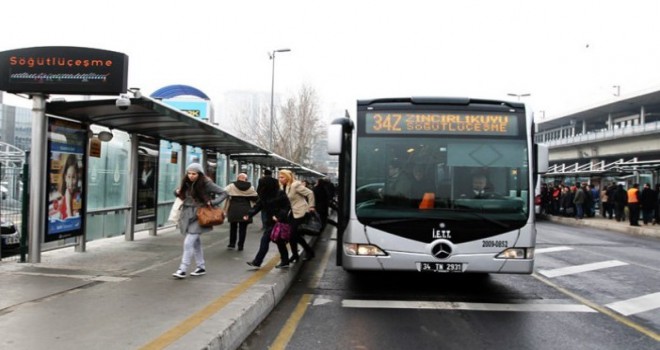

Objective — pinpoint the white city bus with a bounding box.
[328,97,548,274]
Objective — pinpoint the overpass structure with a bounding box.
[535,86,660,186]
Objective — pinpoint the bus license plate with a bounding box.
[419,262,464,273]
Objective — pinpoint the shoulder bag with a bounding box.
[270,222,291,242]
[197,205,225,227]
[167,197,184,223]
[298,211,323,236]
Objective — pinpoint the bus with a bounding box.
[328,97,548,274]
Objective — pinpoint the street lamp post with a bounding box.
[269,48,291,151]
[507,93,531,101]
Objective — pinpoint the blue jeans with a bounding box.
[576,204,584,219]
[252,225,289,266]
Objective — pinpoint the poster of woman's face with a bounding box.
[46,117,87,241]
[48,152,83,223]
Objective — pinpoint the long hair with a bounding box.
[59,154,79,196]
[279,169,294,188]
[177,171,210,203]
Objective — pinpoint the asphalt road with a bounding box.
[240,221,660,350]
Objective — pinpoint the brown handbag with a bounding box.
[197,205,225,227]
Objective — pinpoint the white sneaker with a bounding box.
[172,270,186,279]
[191,268,206,276]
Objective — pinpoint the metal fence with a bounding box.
[0,162,25,261]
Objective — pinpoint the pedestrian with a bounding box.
[612,184,627,222]
[573,182,585,219]
[172,163,228,279]
[551,185,561,215]
[655,184,660,225]
[257,169,278,227]
[312,178,331,229]
[225,173,259,251]
[627,183,641,226]
[279,169,316,262]
[559,186,572,216]
[639,183,656,225]
[589,184,599,217]
[604,183,616,219]
[245,174,292,269]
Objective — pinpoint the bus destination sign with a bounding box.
[365,112,518,136]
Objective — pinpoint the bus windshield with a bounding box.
[355,135,530,228]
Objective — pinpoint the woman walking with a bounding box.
[225,173,258,251]
[279,169,316,262]
[244,174,292,268]
[172,163,228,279]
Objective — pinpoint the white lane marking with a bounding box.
[342,299,595,312]
[537,260,628,278]
[606,292,660,316]
[535,246,573,254]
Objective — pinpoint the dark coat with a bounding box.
[640,187,656,209]
[225,181,258,223]
[247,190,291,227]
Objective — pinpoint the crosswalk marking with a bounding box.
[341,299,595,312]
[535,246,573,254]
[537,260,628,278]
[606,292,660,316]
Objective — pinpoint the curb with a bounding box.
[542,215,660,239]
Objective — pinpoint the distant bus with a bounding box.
[328,97,548,274]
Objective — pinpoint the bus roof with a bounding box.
[357,97,523,109]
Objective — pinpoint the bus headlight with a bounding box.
[344,243,387,256]
[496,248,534,259]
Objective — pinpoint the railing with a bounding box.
[536,120,660,147]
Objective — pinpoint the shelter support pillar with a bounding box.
[28,94,47,263]
[125,133,138,241]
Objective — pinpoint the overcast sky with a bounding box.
[2,0,659,122]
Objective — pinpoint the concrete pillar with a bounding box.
[640,106,645,125]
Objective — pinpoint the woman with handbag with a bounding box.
[244,174,292,269]
[279,169,316,262]
[172,163,228,279]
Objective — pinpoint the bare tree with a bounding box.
[227,97,271,148]
[228,85,323,167]
[275,84,323,166]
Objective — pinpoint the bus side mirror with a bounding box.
[537,143,549,173]
[327,124,343,155]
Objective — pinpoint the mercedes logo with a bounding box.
[431,242,452,259]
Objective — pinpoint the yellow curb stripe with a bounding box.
[139,256,279,350]
[270,294,313,350]
[533,273,660,341]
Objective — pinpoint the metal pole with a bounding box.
[20,153,30,262]
[269,52,276,151]
[268,48,291,151]
[125,133,138,241]
[28,94,48,263]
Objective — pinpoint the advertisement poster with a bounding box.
[46,118,86,242]
[136,137,159,224]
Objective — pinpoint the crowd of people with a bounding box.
[171,164,336,279]
[539,181,660,227]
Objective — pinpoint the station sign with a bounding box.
[0,46,128,95]
[365,111,519,136]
